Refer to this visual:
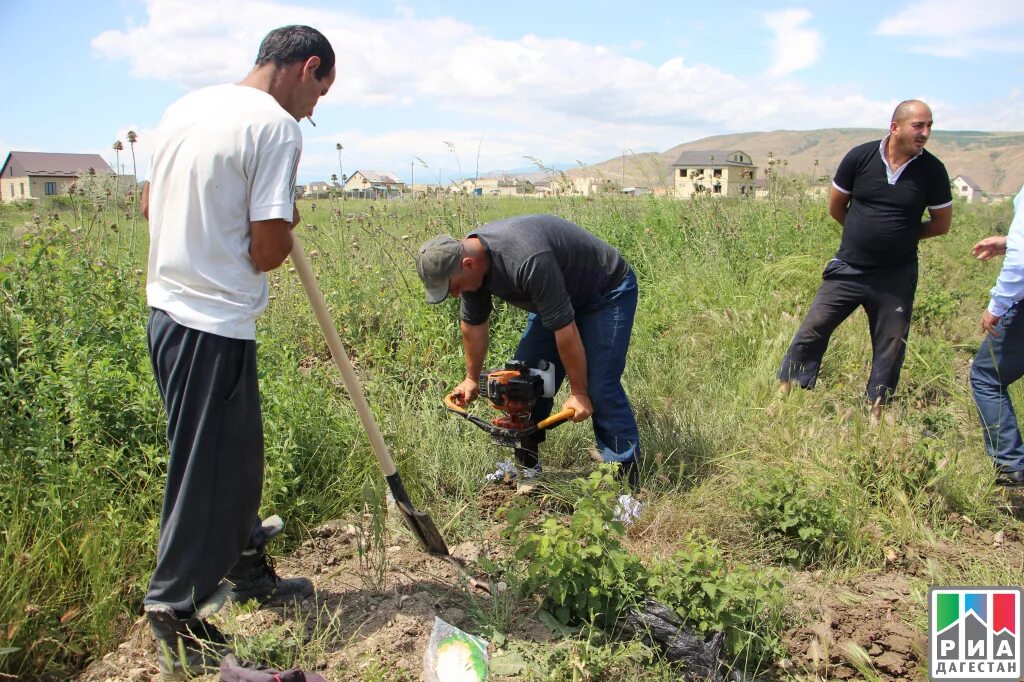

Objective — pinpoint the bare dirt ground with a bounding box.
[78,489,1024,682]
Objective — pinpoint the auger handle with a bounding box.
[537,408,575,430]
[444,391,469,414]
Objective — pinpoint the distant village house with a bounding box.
[458,175,533,196]
[571,175,618,196]
[952,175,982,204]
[343,170,404,199]
[0,151,113,203]
[672,150,756,199]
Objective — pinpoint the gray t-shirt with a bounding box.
[460,214,630,330]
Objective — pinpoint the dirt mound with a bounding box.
[77,523,503,682]
[785,573,925,679]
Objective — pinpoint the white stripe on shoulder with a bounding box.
[831,181,851,194]
[927,200,953,210]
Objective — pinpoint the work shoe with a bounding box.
[996,468,1024,488]
[147,606,231,678]
[226,550,314,606]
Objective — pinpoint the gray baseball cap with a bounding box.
[416,235,462,304]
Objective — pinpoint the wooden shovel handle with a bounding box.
[290,239,397,477]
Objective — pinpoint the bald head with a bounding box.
[891,99,932,124]
[888,99,934,159]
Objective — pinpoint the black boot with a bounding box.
[996,467,1024,487]
[514,446,539,471]
[618,458,640,491]
[226,550,314,606]
[147,607,231,677]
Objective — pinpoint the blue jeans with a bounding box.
[514,269,639,464]
[971,302,1024,473]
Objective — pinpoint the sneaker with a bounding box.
[484,459,518,484]
[147,606,231,677]
[614,494,644,525]
[226,551,314,606]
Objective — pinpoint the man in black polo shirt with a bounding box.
[416,214,640,488]
[778,99,953,423]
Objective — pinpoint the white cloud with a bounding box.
[764,9,822,76]
[92,0,1018,182]
[877,0,1024,57]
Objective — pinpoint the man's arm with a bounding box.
[453,320,489,403]
[828,187,850,226]
[250,205,299,272]
[920,205,952,240]
[980,187,1024,333]
[553,321,593,422]
[140,181,150,220]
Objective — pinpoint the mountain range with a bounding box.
[565,129,1024,195]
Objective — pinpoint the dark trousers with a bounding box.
[144,308,265,614]
[778,259,918,405]
[971,302,1024,473]
[514,270,640,467]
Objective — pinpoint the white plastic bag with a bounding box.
[423,617,489,682]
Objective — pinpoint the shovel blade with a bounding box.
[386,473,449,556]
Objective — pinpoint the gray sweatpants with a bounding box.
[144,308,265,614]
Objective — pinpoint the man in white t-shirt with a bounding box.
[140,25,335,675]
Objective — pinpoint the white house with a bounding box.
[952,175,982,203]
[343,170,404,198]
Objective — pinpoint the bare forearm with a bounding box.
[920,220,948,239]
[554,322,588,396]
[460,320,489,380]
[920,206,952,240]
[250,228,294,271]
[140,181,150,220]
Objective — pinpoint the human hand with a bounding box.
[563,393,593,423]
[451,377,480,405]
[981,310,1001,336]
[972,236,1007,260]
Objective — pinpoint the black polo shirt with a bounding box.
[832,139,952,268]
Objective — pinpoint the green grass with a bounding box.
[0,187,1021,679]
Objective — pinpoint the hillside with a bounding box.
[570,129,1024,195]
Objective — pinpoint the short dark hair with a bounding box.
[255,25,335,80]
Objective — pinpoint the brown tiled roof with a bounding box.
[1,151,114,178]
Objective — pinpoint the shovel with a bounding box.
[290,238,449,556]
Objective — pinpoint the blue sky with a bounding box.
[2,0,1022,183]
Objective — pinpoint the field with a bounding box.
[1,186,1022,681]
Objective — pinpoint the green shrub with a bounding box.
[742,466,853,568]
[505,467,784,673]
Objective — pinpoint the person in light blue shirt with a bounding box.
[970,185,1024,487]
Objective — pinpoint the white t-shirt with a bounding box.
[146,84,301,339]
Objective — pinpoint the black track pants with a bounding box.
[144,308,265,614]
[777,259,918,405]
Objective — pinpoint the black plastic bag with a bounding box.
[620,598,726,681]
